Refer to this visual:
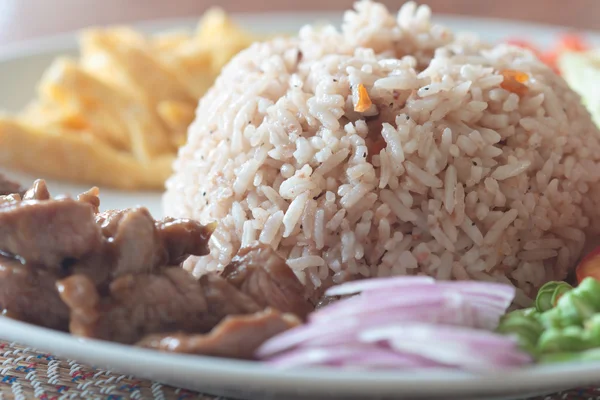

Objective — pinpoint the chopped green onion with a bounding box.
[535,281,573,313]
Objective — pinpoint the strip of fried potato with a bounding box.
[80,27,196,106]
[39,58,129,151]
[0,118,173,190]
[19,100,83,129]
[153,9,259,99]
[152,30,192,52]
[154,46,214,100]
[156,100,196,148]
[39,58,174,161]
[193,8,258,71]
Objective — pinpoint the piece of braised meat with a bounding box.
[57,268,262,344]
[22,179,50,201]
[94,209,214,275]
[95,209,127,237]
[156,217,216,265]
[0,255,69,330]
[77,187,100,213]
[67,208,214,289]
[0,174,23,197]
[110,208,166,277]
[137,308,300,359]
[222,245,313,320]
[57,248,314,346]
[0,175,308,361]
[0,199,103,267]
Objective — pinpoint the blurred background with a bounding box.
[0,0,598,45]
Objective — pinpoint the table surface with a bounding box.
[1,0,599,46]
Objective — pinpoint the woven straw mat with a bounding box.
[0,340,598,399]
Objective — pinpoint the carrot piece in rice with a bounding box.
[354,83,372,112]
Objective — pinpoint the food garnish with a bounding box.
[354,83,373,112]
[558,50,600,129]
[498,277,600,362]
[535,281,573,313]
[576,246,600,284]
[500,69,529,96]
[507,34,590,72]
[258,277,532,371]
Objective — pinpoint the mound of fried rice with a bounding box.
[164,1,600,305]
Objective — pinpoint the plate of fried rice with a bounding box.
[2,1,600,399]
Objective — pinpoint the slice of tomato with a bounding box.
[556,34,590,53]
[505,39,542,57]
[576,245,600,284]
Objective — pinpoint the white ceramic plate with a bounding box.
[1,11,600,400]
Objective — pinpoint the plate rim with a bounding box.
[0,317,598,397]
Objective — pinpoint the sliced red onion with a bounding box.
[318,280,513,331]
[313,289,502,330]
[312,297,478,330]
[259,307,484,358]
[259,296,506,357]
[263,324,530,371]
[359,323,519,349]
[258,308,461,358]
[383,339,531,371]
[257,277,531,372]
[256,318,363,357]
[358,286,510,310]
[358,283,514,312]
[262,325,530,371]
[266,345,446,369]
[326,277,515,307]
[310,292,448,322]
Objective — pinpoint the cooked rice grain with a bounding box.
[166,1,600,303]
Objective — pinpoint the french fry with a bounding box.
[155,9,259,98]
[39,58,174,160]
[194,8,257,70]
[19,100,79,128]
[0,118,173,190]
[152,30,192,52]
[0,10,259,190]
[154,46,215,99]
[80,28,195,105]
[156,100,196,147]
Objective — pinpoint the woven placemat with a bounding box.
[0,340,596,400]
[0,341,222,400]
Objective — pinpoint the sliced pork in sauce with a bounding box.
[109,207,166,277]
[57,269,243,344]
[57,257,308,345]
[95,209,213,275]
[223,245,313,319]
[0,255,69,330]
[95,209,127,237]
[0,176,309,360]
[22,179,50,201]
[156,217,215,265]
[138,308,301,359]
[77,187,100,213]
[0,199,103,267]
